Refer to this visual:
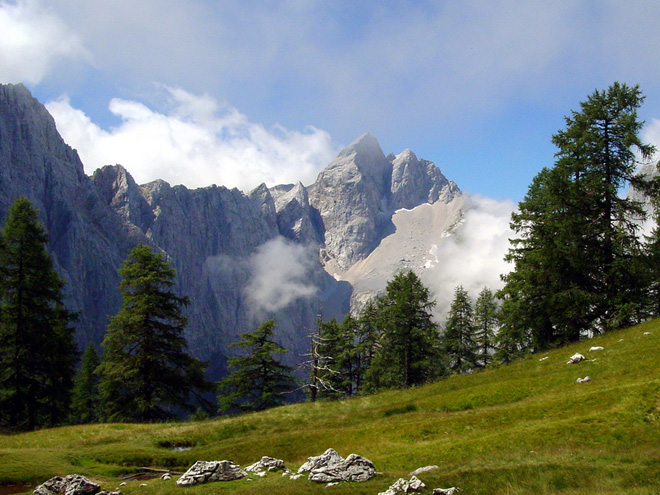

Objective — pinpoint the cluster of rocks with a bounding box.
[34,475,119,495]
[34,451,460,494]
[379,475,426,494]
[567,345,606,383]
[175,447,376,486]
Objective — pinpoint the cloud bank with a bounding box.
[45,87,338,190]
[422,195,516,320]
[0,0,89,84]
[244,236,319,317]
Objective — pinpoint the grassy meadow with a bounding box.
[2,319,660,495]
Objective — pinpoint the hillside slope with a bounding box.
[2,320,660,494]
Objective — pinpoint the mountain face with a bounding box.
[0,83,463,377]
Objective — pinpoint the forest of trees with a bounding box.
[2,82,660,429]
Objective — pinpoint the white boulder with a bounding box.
[433,488,461,495]
[176,461,247,486]
[300,448,375,483]
[567,353,586,364]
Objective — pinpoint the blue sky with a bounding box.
[3,0,660,201]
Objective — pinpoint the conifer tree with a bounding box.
[474,287,499,367]
[443,285,478,373]
[218,319,294,413]
[0,197,77,430]
[313,314,362,400]
[352,301,380,393]
[98,244,212,422]
[70,343,100,424]
[364,270,440,390]
[499,82,656,350]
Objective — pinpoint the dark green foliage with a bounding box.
[364,270,441,391]
[312,313,370,400]
[474,287,499,366]
[218,319,294,413]
[98,244,212,422]
[0,197,77,430]
[443,285,478,373]
[70,343,101,424]
[499,82,656,351]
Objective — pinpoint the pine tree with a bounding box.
[364,271,441,390]
[499,83,656,350]
[218,319,294,413]
[474,287,499,367]
[70,343,101,424]
[0,197,77,430]
[98,244,212,422]
[443,286,478,373]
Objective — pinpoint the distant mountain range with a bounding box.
[0,83,465,378]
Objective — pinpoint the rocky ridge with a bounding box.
[0,83,463,377]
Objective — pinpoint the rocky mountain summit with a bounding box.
[0,83,463,376]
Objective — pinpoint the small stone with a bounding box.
[433,488,461,495]
[567,353,585,364]
[409,465,439,476]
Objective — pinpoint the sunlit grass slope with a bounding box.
[2,319,660,495]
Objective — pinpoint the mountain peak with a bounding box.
[337,132,384,160]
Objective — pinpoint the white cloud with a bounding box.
[45,87,338,190]
[422,194,516,320]
[0,0,89,84]
[244,236,319,316]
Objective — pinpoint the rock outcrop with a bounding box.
[379,476,426,495]
[245,456,290,474]
[176,460,247,486]
[298,448,375,483]
[33,475,118,495]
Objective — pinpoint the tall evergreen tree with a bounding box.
[98,244,212,422]
[499,83,656,350]
[313,314,362,400]
[0,197,77,430]
[70,343,101,424]
[443,286,478,373]
[364,271,440,390]
[218,319,294,413]
[474,287,499,367]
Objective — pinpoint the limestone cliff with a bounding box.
[0,83,464,378]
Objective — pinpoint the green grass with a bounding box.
[2,319,660,494]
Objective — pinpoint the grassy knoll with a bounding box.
[2,319,660,494]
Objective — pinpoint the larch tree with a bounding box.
[364,270,441,390]
[498,82,656,351]
[474,287,499,367]
[0,197,77,430]
[98,244,212,422]
[70,343,101,424]
[217,319,294,413]
[443,285,478,373]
